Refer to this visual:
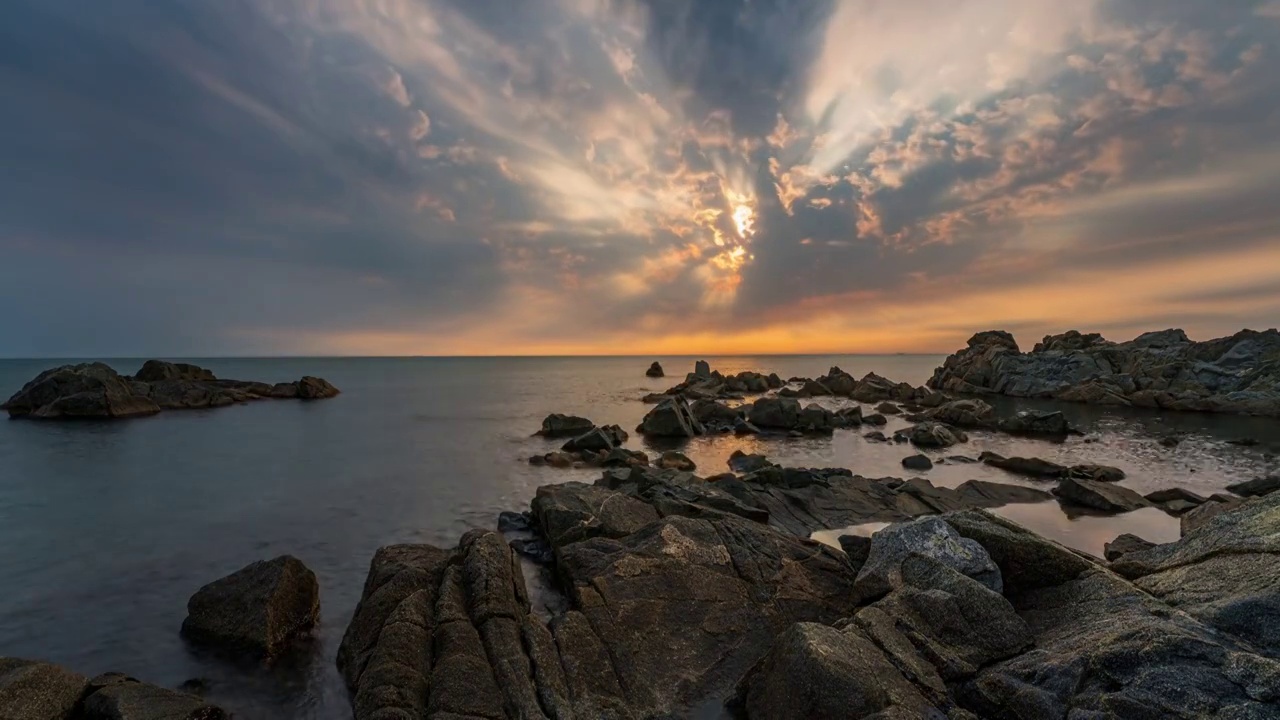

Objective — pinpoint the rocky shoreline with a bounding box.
[2,360,339,419]
[3,346,1279,719]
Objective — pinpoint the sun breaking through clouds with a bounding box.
[1,0,1278,356]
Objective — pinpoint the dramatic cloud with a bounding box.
[1,0,1277,356]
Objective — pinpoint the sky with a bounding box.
[2,0,1279,357]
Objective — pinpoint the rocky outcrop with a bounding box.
[645,361,664,378]
[1227,475,1280,498]
[1051,477,1151,514]
[560,425,628,452]
[895,421,967,449]
[929,327,1280,416]
[2,361,339,420]
[0,659,226,720]
[636,398,704,438]
[852,516,1002,600]
[1104,533,1156,562]
[181,555,320,657]
[535,414,596,438]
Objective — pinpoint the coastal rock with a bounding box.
[875,401,902,415]
[0,658,88,720]
[181,555,320,657]
[747,397,801,430]
[645,361,664,378]
[80,676,227,720]
[837,535,872,569]
[929,327,1280,416]
[1104,533,1157,562]
[561,425,627,452]
[656,450,696,471]
[0,660,228,720]
[1145,487,1207,514]
[816,366,856,395]
[863,413,888,426]
[637,398,704,438]
[296,376,340,400]
[996,410,1073,437]
[694,360,712,377]
[1180,497,1240,535]
[532,482,659,546]
[134,360,216,383]
[2,363,161,419]
[925,399,996,429]
[1227,475,1280,498]
[1065,463,1126,482]
[902,454,934,471]
[854,516,1002,601]
[535,413,595,438]
[728,451,774,474]
[980,452,1066,479]
[690,399,741,430]
[1051,477,1151,514]
[898,422,967,449]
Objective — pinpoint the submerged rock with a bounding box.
[929,327,1280,416]
[181,555,320,657]
[996,409,1073,437]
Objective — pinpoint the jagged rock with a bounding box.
[561,424,627,452]
[797,404,835,433]
[637,398,704,438]
[929,327,1280,416]
[1104,533,1156,561]
[747,397,801,430]
[1180,498,1241,535]
[943,510,1096,596]
[1145,487,1207,514]
[997,410,1073,437]
[728,451,774,474]
[854,516,1002,601]
[656,450,696,471]
[599,447,650,468]
[902,454,933,471]
[532,482,659,546]
[1227,475,1280,498]
[980,452,1067,479]
[925,399,996,428]
[1051,477,1151,513]
[690,399,741,430]
[837,535,872,569]
[833,406,863,427]
[816,367,856,395]
[1065,464,1126,482]
[694,360,712,377]
[645,361,664,378]
[181,555,320,657]
[0,658,88,720]
[898,422,967,449]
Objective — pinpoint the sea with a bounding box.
[1,355,1277,718]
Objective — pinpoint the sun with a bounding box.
[732,202,755,239]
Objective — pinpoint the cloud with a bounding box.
[0,0,1278,356]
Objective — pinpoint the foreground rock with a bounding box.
[0,659,226,719]
[929,327,1280,416]
[181,555,320,657]
[3,360,340,420]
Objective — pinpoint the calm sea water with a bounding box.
[1,355,1277,717]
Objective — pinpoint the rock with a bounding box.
[899,422,967,449]
[863,413,888,426]
[1227,437,1261,447]
[535,413,595,438]
[943,510,1097,596]
[637,398,705,438]
[816,367,857,395]
[832,406,863,427]
[797,404,835,433]
[296,376,340,399]
[1104,533,1156,561]
[645,361,664,378]
[929,327,1280,417]
[561,425,627,452]
[953,480,1053,507]
[876,401,902,415]
[1180,498,1240,535]
[532,482,660,546]
[134,360,216,383]
[1051,477,1151,513]
[0,658,88,720]
[690,399,740,430]
[996,410,1072,437]
[853,516,1002,601]
[1111,491,1280,656]
[902,454,933,471]
[598,447,649,468]
[1066,464,1126,482]
[694,360,712,377]
[497,511,530,532]
[80,676,227,720]
[837,535,872,569]
[747,397,802,430]
[925,399,996,428]
[733,417,761,435]
[1226,475,1280,498]
[2,363,161,419]
[728,451,774,474]
[1159,433,1186,447]
[728,623,943,719]
[980,452,1067,479]
[641,392,670,404]
[181,555,320,656]
[1144,487,1207,514]
[863,430,889,441]
[656,450,696,471]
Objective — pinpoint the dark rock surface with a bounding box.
[645,361,664,378]
[929,327,1280,416]
[1104,532,1157,561]
[728,450,774,474]
[896,421,967,449]
[181,555,320,657]
[1227,475,1280,498]
[2,361,339,420]
[902,454,933,471]
[979,452,1067,478]
[1051,477,1151,514]
[560,424,627,452]
[853,516,1002,600]
[0,659,226,720]
[637,397,705,438]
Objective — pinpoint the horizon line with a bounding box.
[0,351,950,361]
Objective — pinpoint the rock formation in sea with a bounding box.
[644,361,664,378]
[929,328,1280,416]
[0,660,228,719]
[181,555,321,657]
[2,360,340,419]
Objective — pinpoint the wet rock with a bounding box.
[947,455,979,464]
[0,658,88,720]
[1159,432,1187,447]
[832,406,863,427]
[296,376,340,399]
[497,511,530,533]
[863,430,889,442]
[1051,477,1151,514]
[536,413,595,438]
[797,404,835,434]
[1227,437,1261,447]
[694,360,712,377]
[902,454,934,471]
[747,397,802,430]
[837,535,872,569]
[733,417,761,435]
[863,413,888,426]
[637,398,705,438]
[182,555,320,657]
[598,447,650,468]
[81,676,227,720]
[532,482,660,546]
[925,399,996,429]
[2,363,161,419]
[1179,498,1241,536]
[690,399,741,430]
[854,516,1002,601]
[952,480,1053,508]
[876,401,902,415]
[561,424,627,452]
[1066,464,1126,482]
[645,361,664,378]
[656,450,696,471]
[898,422,968,449]
[816,367,856,395]
[728,451,774,474]
[1145,487,1208,514]
[980,452,1067,479]
[996,410,1073,437]
[1104,533,1156,562]
[1226,475,1280,498]
[929,327,1280,417]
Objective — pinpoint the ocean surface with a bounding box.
[1,355,1277,718]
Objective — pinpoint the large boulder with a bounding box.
[80,675,227,720]
[645,361,664,378]
[560,424,627,452]
[0,660,226,720]
[535,413,595,438]
[1051,477,1151,514]
[531,482,660,546]
[898,422,968,449]
[925,399,996,428]
[181,555,320,656]
[0,658,88,720]
[2,363,161,419]
[996,410,1072,437]
[929,327,1280,417]
[637,398,705,438]
[296,375,340,399]
[747,397,802,429]
[854,516,1002,601]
